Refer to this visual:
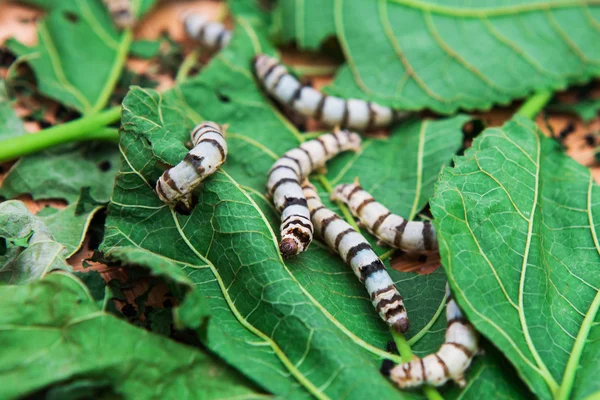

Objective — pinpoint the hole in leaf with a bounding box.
[461,118,485,139]
[63,11,79,23]
[216,91,230,103]
[98,160,112,171]
[174,193,198,216]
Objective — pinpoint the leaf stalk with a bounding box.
[516,90,553,120]
[0,106,121,162]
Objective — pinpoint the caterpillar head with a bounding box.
[252,54,280,80]
[279,237,299,257]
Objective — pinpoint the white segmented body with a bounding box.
[381,284,479,388]
[183,13,231,50]
[332,181,437,254]
[156,122,227,209]
[253,54,409,131]
[103,0,135,29]
[267,130,361,257]
[302,181,409,333]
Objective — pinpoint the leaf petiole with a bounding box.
[0,106,121,162]
[516,90,553,120]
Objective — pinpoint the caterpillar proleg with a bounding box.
[253,54,409,131]
[103,0,135,29]
[332,181,437,254]
[156,122,227,209]
[381,284,478,388]
[267,130,361,257]
[302,180,409,333]
[183,13,231,50]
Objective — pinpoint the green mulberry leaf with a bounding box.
[431,116,600,399]
[0,272,265,400]
[273,0,600,114]
[7,0,156,113]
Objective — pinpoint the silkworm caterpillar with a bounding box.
[183,12,231,50]
[103,0,135,29]
[302,180,409,333]
[267,130,361,257]
[331,180,437,254]
[156,122,227,209]
[253,54,409,131]
[381,284,478,388]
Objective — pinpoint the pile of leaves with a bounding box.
[1,0,600,399]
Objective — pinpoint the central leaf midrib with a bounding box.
[167,195,328,400]
[388,0,600,18]
[515,124,559,394]
[555,176,600,400]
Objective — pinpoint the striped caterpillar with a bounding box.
[103,0,135,29]
[302,180,409,333]
[253,54,409,132]
[183,13,231,50]
[381,284,479,388]
[156,122,227,209]
[267,130,361,257]
[332,180,437,254]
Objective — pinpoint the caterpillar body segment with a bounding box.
[183,13,231,50]
[253,54,409,132]
[381,284,479,388]
[302,181,409,333]
[103,0,135,29]
[156,122,227,209]
[332,181,438,254]
[267,130,361,257]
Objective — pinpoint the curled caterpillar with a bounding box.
[103,0,135,29]
[267,130,361,257]
[156,122,227,209]
[253,54,409,132]
[332,180,437,254]
[381,284,479,388]
[302,180,409,333]
[183,12,231,50]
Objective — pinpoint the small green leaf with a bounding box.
[0,82,25,140]
[274,0,600,113]
[431,116,600,399]
[0,142,119,204]
[0,272,266,400]
[549,99,600,122]
[7,0,156,113]
[130,39,161,58]
[0,200,71,283]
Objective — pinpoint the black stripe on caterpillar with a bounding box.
[302,180,409,333]
[332,180,437,254]
[183,12,231,50]
[267,129,361,257]
[253,54,409,132]
[156,122,227,209]
[381,283,479,388]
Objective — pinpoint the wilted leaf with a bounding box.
[274,0,600,113]
[0,272,265,399]
[0,82,25,140]
[7,0,155,113]
[549,99,600,122]
[99,4,478,398]
[431,116,600,399]
[0,142,119,203]
[0,200,71,283]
